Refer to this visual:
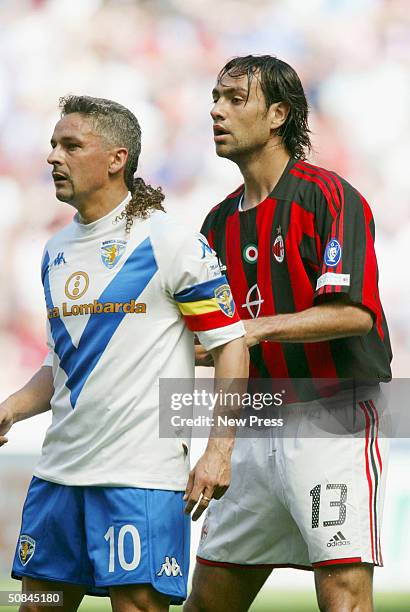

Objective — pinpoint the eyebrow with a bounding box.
[50,136,83,145]
[212,86,248,96]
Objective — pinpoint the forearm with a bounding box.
[247,300,373,345]
[2,366,53,423]
[208,336,249,450]
[184,337,249,517]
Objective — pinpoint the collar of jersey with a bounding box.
[73,192,131,235]
[236,157,298,211]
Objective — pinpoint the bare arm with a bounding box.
[244,295,373,347]
[0,366,53,447]
[185,336,249,520]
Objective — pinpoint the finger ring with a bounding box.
[202,495,212,502]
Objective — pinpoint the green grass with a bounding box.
[27,591,410,611]
[1,580,408,611]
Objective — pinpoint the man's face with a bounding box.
[211,72,273,161]
[47,113,111,207]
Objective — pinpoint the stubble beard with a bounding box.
[54,180,76,205]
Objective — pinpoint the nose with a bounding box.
[210,99,226,122]
[47,145,63,166]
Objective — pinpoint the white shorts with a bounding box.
[198,390,389,570]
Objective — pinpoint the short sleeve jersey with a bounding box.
[36,196,244,489]
[201,158,392,391]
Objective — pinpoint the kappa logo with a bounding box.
[19,535,36,566]
[324,239,342,267]
[157,556,182,577]
[327,531,351,547]
[49,252,67,269]
[101,239,127,269]
[214,284,235,318]
[242,284,264,319]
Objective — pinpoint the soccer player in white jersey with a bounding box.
[0,96,248,612]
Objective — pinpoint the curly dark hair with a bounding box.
[59,95,165,230]
[218,55,311,159]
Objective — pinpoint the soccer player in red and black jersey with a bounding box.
[185,56,392,612]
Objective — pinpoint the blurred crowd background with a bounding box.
[1,0,410,395]
[0,0,410,599]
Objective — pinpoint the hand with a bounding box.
[184,443,232,520]
[0,403,14,447]
[243,319,260,348]
[195,344,214,367]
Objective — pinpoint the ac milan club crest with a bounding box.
[272,226,285,263]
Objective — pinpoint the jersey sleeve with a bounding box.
[152,216,244,351]
[313,178,381,318]
[173,234,244,351]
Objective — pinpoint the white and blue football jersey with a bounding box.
[35,196,244,490]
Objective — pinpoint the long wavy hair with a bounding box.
[59,95,165,231]
[218,55,311,159]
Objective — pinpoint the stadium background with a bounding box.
[0,0,409,609]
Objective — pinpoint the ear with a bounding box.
[269,101,290,131]
[108,147,128,175]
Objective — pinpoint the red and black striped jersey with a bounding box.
[201,158,392,385]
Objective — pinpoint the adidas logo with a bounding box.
[327,531,351,547]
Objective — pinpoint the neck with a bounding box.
[74,185,129,224]
[237,144,291,211]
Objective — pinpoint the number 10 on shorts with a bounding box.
[104,525,141,572]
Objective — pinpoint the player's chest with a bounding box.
[215,202,319,278]
[44,236,160,320]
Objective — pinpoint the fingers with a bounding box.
[184,479,209,517]
[0,436,8,447]
[212,483,229,500]
[184,471,214,520]
[195,345,214,367]
[191,490,214,522]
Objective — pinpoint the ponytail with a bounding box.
[116,177,165,232]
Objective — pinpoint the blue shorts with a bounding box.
[12,477,190,604]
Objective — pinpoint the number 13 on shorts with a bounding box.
[310,483,347,529]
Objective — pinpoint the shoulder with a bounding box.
[290,159,368,213]
[148,210,209,268]
[148,210,199,248]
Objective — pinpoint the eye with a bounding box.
[67,143,80,151]
[232,97,244,105]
